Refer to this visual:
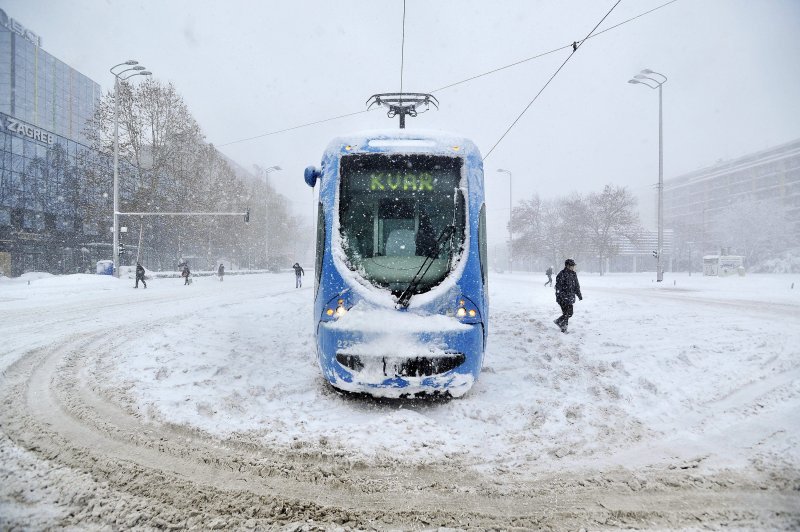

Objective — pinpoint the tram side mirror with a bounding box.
[304,166,321,188]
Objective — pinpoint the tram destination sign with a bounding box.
[1,114,55,145]
[348,171,457,193]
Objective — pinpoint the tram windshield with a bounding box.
[339,153,466,294]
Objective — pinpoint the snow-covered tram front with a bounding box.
[304,131,488,398]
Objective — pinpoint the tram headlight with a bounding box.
[324,297,350,320]
[454,297,479,321]
[325,306,348,318]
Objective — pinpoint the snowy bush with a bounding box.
[750,248,800,273]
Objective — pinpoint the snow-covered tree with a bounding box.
[83,78,303,269]
[511,186,641,273]
[582,185,642,275]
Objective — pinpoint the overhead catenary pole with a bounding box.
[658,77,664,282]
[497,169,513,274]
[261,165,282,269]
[135,218,144,265]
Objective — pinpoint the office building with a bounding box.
[663,137,800,258]
[0,9,111,276]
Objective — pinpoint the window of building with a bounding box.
[11,207,23,228]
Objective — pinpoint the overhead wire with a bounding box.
[430,0,678,94]
[216,109,370,147]
[482,0,622,161]
[217,0,679,149]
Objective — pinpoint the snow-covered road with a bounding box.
[1,271,798,529]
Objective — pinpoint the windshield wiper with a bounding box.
[396,224,455,309]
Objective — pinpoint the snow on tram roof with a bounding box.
[324,129,481,157]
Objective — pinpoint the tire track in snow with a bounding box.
[2,279,799,529]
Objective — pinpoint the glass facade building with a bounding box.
[0,10,101,144]
[0,9,115,276]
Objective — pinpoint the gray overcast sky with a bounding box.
[3,0,800,244]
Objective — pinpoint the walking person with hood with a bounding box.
[544,265,553,287]
[134,262,147,289]
[554,258,582,333]
[181,264,191,285]
[217,263,225,282]
[293,262,304,288]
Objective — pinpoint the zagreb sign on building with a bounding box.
[1,114,55,145]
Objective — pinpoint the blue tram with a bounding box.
[304,129,488,398]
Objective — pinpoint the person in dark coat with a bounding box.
[292,262,304,288]
[135,262,147,289]
[554,258,582,333]
[544,266,553,287]
[182,264,191,285]
[218,263,225,282]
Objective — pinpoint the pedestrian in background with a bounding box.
[554,259,582,333]
[544,265,553,287]
[218,263,225,282]
[135,262,147,289]
[182,264,191,285]
[293,262,304,288]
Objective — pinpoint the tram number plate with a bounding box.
[336,339,354,349]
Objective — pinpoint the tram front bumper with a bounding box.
[317,321,484,398]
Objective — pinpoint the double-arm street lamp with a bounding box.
[262,165,282,268]
[628,68,667,282]
[111,60,151,277]
[496,168,513,274]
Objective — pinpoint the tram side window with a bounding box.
[479,203,488,285]
[315,202,324,291]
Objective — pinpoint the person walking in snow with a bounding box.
[293,262,304,288]
[217,263,225,282]
[135,262,147,289]
[554,258,582,333]
[544,266,553,287]
[182,264,191,285]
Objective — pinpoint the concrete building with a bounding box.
[663,137,800,260]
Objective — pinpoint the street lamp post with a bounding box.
[262,165,281,269]
[497,169,513,274]
[628,69,667,282]
[110,60,151,277]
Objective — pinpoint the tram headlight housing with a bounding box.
[323,296,351,321]
[452,297,480,322]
